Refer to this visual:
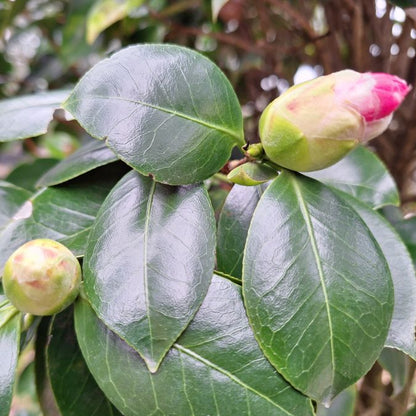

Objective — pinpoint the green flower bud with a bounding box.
[259,70,410,171]
[2,239,81,316]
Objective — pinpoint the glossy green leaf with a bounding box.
[243,171,394,404]
[0,182,32,229]
[64,44,244,185]
[339,193,416,359]
[316,386,356,416]
[0,165,126,270]
[227,162,278,186]
[378,348,408,395]
[7,159,58,192]
[212,0,230,22]
[0,90,71,142]
[75,275,314,416]
[217,183,267,279]
[86,0,145,44]
[0,287,21,416]
[83,171,216,372]
[36,308,121,416]
[307,146,399,209]
[37,141,118,187]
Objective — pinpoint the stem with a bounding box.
[212,173,233,184]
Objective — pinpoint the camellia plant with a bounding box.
[0,43,415,416]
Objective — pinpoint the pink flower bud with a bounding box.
[259,69,411,172]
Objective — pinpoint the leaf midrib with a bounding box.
[291,175,335,386]
[174,344,296,416]
[143,181,157,367]
[66,95,243,145]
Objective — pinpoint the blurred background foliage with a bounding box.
[2,0,416,204]
[2,1,416,414]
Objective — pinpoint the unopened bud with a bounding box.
[2,239,81,316]
[259,70,410,172]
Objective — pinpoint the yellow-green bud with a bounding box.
[259,70,410,172]
[2,239,81,316]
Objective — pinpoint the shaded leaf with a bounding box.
[64,44,244,185]
[378,348,408,395]
[83,171,216,372]
[37,141,118,188]
[75,275,314,416]
[307,146,399,209]
[217,183,267,279]
[243,171,393,404]
[86,0,145,44]
[0,286,21,416]
[7,159,59,192]
[316,386,356,416]
[339,193,416,359]
[0,91,71,142]
[0,182,32,229]
[0,165,126,270]
[35,308,121,416]
[394,217,416,265]
[61,0,96,65]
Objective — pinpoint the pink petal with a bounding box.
[362,73,411,121]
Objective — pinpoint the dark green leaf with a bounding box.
[64,44,244,185]
[394,217,416,265]
[83,171,216,372]
[243,171,394,404]
[406,406,416,416]
[60,0,95,66]
[307,146,399,209]
[0,181,32,229]
[0,91,71,142]
[75,275,314,416]
[7,159,59,192]
[37,141,118,188]
[0,286,21,416]
[388,0,416,7]
[316,386,356,416]
[0,165,126,270]
[217,183,267,279]
[36,308,121,416]
[339,193,416,359]
[378,348,408,395]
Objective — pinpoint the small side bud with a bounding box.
[2,239,81,316]
[227,162,278,186]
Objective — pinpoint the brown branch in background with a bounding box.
[392,359,416,416]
